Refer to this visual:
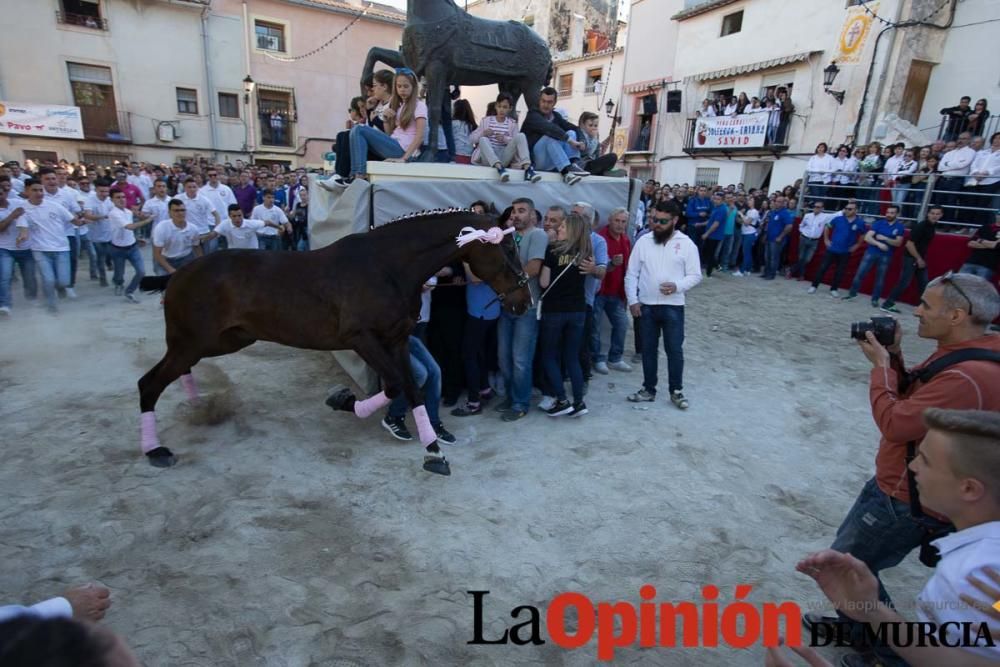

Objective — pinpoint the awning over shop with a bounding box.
[683,51,820,83]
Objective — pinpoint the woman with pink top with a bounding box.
[469,93,541,183]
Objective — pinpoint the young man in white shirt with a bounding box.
[965,130,1000,226]
[177,177,219,254]
[939,132,978,223]
[127,162,153,200]
[203,204,284,250]
[0,175,35,315]
[141,179,172,227]
[198,168,237,224]
[82,178,116,287]
[15,179,77,312]
[785,408,1000,667]
[108,189,154,302]
[152,198,202,275]
[624,200,702,409]
[791,200,834,279]
[39,167,84,298]
[250,190,290,251]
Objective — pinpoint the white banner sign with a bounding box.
[0,101,84,140]
[693,114,768,148]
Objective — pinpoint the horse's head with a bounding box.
[457,223,532,316]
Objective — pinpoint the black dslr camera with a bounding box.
[850,316,897,346]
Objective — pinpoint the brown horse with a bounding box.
[137,210,530,475]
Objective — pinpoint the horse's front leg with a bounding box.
[390,338,450,476]
[325,332,401,417]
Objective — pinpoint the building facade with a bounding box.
[0,0,403,168]
[617,0,999,191]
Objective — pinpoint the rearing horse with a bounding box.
[361,0,552,162]
[137,211,530,475]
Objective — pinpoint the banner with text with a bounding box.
[0,101,84,140]
[693,114,767,149]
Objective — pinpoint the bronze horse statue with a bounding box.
[137,210,531,476]
[361,0,552,161]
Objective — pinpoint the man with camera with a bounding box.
[805,272,1000,667]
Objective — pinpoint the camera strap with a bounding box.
[901,348,1000,520]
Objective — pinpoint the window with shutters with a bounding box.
[176,88,199,115]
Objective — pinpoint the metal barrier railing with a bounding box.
[796,170,997,231]
[933,113,999,142]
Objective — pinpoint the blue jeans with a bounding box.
[387,336,441,423]
[718,234,736,270]
[883,256,928,307]
[349,124,405,176]
[111,244,145,295]
[740,233,757,273]
[258,236,281,251]
[959,263,994,282]
[497,310,539,412]
[793,236,820,277]
[592,294,628,363]
[154,251,197,276]
[32,250,70,308]
[81,236,98,279]
[831,477,950,666]
[0,248,37,308]
[67,235,80,288]
[540,311,586,403]
[763,239,785,278]
[849,252,891,300]
[532,132,580,172]
[201,237,219,255]
[639,304,684,395]
[89,240,111,283]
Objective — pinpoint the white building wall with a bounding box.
[552,49,624,140]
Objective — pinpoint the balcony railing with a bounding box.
[56,10,108,30]
[259,112,295,148]
[683,111,789,154]
[932,113,999,142]
[79,107,131,143]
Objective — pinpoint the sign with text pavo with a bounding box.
[0,101,84,140]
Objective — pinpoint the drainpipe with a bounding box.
[242,0,255,157]
[201,6,220,159]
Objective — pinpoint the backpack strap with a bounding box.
[904,348,1000,518]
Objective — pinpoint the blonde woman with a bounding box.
[538,212,593,418]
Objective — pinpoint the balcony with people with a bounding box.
[683,88,793,155]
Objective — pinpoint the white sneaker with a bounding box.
[538,395,556,411]
[593,361,610,375]
[563,171,582,186]
[317,176,350,192]
[807,286,817,294]
[732,271,743,277]
[125,292,139,303]
[608,360,633,372]
[65,287,78,299]
[0,306,10,316]
[830,289,840,298]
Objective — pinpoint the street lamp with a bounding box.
[243,75,255,103]
[605,98,615,118]
[823,61,845,105]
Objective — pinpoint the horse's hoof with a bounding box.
[422,455,451,476]
[146,447,177,468]
[325,385,355,412]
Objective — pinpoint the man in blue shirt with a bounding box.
[844,203,906,306]
[808,199,866,297]
[684,185,712,249]
[255,175,288,210]
[762,195,794,279]
[701,192,726,277]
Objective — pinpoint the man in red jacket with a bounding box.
[805,272,1000,667]
[591,207,633,374]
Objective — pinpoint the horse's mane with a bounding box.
[377,207,494,229]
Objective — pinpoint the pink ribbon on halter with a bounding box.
[455,226,515,248]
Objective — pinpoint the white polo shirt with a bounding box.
[250,203,287,238]
[0,200,25,251]
[141,195,172,225]
[213,219,267,249]
[20,200,75,252]
[917,520,1000,660]
[799,211,834,240]
[83,192,115,243]
[152,219,200,259]
[199,182,237,218]
[43,187,81,235]
[108,206,137,247]
[178,192,216,234]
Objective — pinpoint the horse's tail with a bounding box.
[139,275,171,293]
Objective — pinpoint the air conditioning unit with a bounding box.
[257,35,281,51]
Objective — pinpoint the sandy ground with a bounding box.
[0,250,940,667]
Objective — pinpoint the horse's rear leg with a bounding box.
[138,349,198,467]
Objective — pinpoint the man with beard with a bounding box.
[624,201,702,410]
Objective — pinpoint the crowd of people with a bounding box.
[321,69,621,190]
[802,131,1000,227]
[0,158,313,314]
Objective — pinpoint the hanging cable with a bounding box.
[262,5,372,62]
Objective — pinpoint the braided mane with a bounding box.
[382,207,479,227]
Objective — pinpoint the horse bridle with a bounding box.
[486,241,529,308]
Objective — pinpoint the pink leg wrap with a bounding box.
[141,412,160,453]
[180,373,199,401]
[412,405,437,446]
[353,391,390,418]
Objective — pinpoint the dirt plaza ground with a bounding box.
[0,257,940,666]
